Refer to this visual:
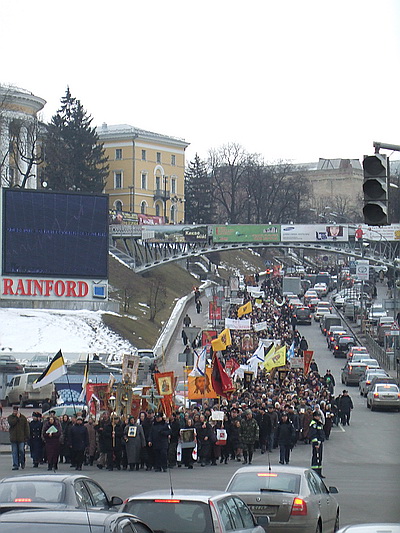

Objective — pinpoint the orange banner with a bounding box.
[187,367,218,400]
[303,350,314,375]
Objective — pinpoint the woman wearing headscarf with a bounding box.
[42,415,62,471]
[124,415,146,471]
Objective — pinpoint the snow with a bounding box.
[0,308,136,359]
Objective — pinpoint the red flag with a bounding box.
[211,353,234,398]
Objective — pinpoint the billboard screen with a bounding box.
[2,189,108,278]
[141,224,208,243]
[281,224,348,242]
[213,224,280,243]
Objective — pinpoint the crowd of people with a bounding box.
[7,274,354,477]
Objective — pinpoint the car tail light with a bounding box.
[154,499,181,503]
[291,497,307,516]
[374,393,379,398]
[335,346,338,350]
[349,365,352,371]
[14,498,32,503]
[257,473,277,477]
[366,380,371,385]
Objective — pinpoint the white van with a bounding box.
[5,373,55,407]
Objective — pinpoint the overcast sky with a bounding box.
[2,0,400,165]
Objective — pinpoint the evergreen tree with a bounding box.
[185,154,213,223]
[43,88,108,192]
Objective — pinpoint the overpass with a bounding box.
[109,223,398,273]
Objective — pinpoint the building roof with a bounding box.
[97,123,189,149]
[296,158,362,172]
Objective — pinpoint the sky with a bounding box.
[2,0,400,164]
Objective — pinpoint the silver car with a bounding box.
[359,370,388,397]
[225,465,339,533]
[337,524,400,533]
[367,383,400,411]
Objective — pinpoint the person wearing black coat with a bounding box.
[276,413,296,465]
[195,414,214,466]
[258,408,272,454]
[69,417,89,470]
[103,416,124,471]
[299,336,309,356]
[338,390,353,426]
[29,412,43,468]
[167,413,181,468]
[309,411,326,478]
[148,413,171,472]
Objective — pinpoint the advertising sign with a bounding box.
[356,260,369,281]
[361,224,400,241]
[137,214,164,225]
[213,224,280,243]
[281,224,349,242]
[141,225,208,243]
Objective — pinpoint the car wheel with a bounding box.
[334,511,340,532]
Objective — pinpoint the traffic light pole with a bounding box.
[373,141,400,154]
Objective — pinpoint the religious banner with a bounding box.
[253,321,268,332]
[244,370,254,389]
[225,317,251,330]
[202,329,218,355]
[241,333,254,352]
[155,371,175,418]
[86,383,109,411]
[303,350,314,375]
[209,301,222,320]
[187,367,218,400]
[122,353,140,384]
[225,358,240,377]
[289,357,304,370]
[130,395,142,420]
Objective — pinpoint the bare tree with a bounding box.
[147,279,167,322]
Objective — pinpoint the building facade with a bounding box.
[0,86,46,188]
[97,123,189,223]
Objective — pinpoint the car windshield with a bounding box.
[227,472,301,494]
[0,481,64,503]
[124,500,213,533]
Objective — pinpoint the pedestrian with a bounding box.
[59,414,71,464]
[140,410,155,471]
[309,411,326,478]
[258,407,272,454]
[291,314,298,331]
[338,390,353,426]
[167,413,181,468]
[69,416,89,470]
[41,398,51,414]
[104,415,124,471]
[195,413,214,466]
[85,417,97,466]
[95,411,110,469]
[299,336,309,356]
[323,370,336,394]
[239,409,259,465]
[29,412,43,468]
[183,313,191,327]
[196,299,202,314]
[42,415,62,472]
[266,404,278,452]
[8,405,29,471]
[276,412,296,465]
[148,412,171,472]
[124,415,146,471]
[180,417,197,469]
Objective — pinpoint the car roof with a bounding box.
[126,489,228,503]
[230,465,311,476]
[0,474,89,484]
[0,509,137,525]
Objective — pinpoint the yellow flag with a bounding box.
[264,345,287,372]
[211,328,232,352]
[238,301,253,318]
[263,344,276,370]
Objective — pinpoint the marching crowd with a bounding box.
[7,274,354,477]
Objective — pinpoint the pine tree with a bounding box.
[43,88,108,192]
[185,154,213,223]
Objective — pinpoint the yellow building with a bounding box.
[97,123,189,223]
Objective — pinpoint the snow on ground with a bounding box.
[0,308,136,358]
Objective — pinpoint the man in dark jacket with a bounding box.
[239,410,259,465]
[299,336,309,356]
[276,412,296,465]
[148,412,171,472]
[338,390,353,426]
[266,404,279,452]
[8,405,29,470]
[29,412,43,468]
[70,416,89,470]
[323,370,336,394]
[309,411,326,478]
[258,407,272,454]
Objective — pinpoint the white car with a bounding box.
[314,307,331,322]
[367,383,400,411]
[368,305,388,324]
[314,283,328,296]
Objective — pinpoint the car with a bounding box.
[336,524,400,533]
[308,297,320,312]
[0,474,123,513]
[350,356,379,367]
[320,315,341,336]
[314,283,328,297]
[304,290,318,302]
[368,305,388,324]
[326,326,348,350]
[225,465,339,533]
[24,355,55,369]
[314,306,332,322]
[292,307,312,325]
[341,362,367,386]
[332,336,356,358]
[359,369,389,397]
[367,383,400,411]
[347,346,369,360]
[5,373,55,407]
[0,509,153,533]
[121,489,269,533]
[42,404,87,419]
[137,349,157,361]
[365,376,399,398]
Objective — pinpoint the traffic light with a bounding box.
[362,154,389,225]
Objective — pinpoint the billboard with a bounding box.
[213,224,280,243]
[360,224,400,241]
[281,224,348,242]
[141,224,208,243]
[2,189,108,279]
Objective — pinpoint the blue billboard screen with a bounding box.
[2,189,108,278]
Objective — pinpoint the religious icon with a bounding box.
[127,426,137,437]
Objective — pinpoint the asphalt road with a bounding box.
[1,297,399,527]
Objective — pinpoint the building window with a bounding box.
[170,205,176,223]
[115,148,122,160]
[115,200,123,212]
[140,201,146,214]
[171,178,176,194]
[155,176,161,191]
[114,171,122,189]
[155,203,161,217]
[141,149,146,160]
[156,152,161,163]
[141,173,147,189]
[171,154,176,166]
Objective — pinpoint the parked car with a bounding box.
[333,336,356,358]
[0,474,123,513]
[0,510,153,533]
[366,383,400,411]
[225,465,339,533]
[292,307,312,325]
[5,373,55,407]
[341,362,368,386]
[121,489,268,533]
[350,356,379,367]
[359,369,388,397]
[42,404,87,419]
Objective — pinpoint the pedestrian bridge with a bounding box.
[110,231,398,273]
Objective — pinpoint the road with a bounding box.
[0,293,399,527]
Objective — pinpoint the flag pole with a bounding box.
[65,372,78,416]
